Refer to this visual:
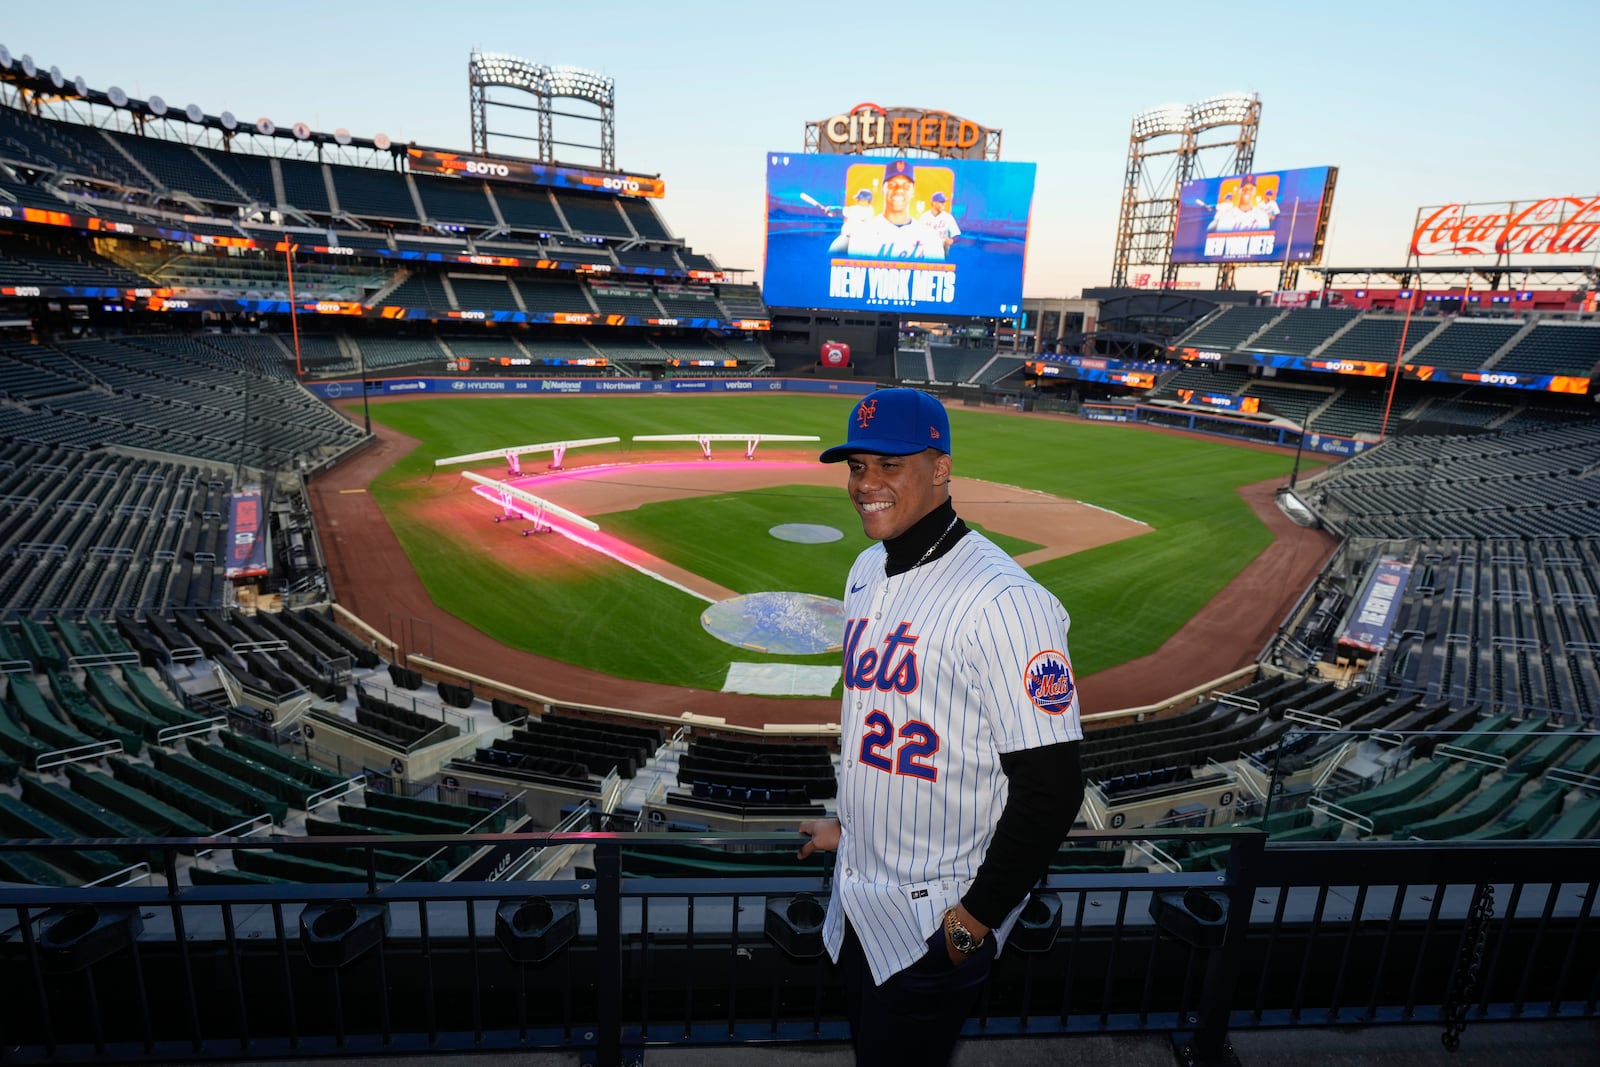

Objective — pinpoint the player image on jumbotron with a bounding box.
[1197,173,1281,233]
[828,158,953,262]
[763,150,1033,316]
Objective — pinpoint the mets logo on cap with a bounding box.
[1024,650,1075,714]
[855,398,877,428]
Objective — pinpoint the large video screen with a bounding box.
[762,152,1035,317]
[1172,166,1336,264]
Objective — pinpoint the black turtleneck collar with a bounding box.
[883,498,969,577]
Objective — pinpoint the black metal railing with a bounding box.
[1,829,1596,1066]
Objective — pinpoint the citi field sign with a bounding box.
[1410,195,1600,257]
[815,103,993,159]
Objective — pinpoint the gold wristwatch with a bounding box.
[944,909,985,954]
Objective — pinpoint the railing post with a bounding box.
[592,839,623,1067]
[1179,830,1266,1066]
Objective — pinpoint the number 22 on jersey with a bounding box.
[858,710,940,782]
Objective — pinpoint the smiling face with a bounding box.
[844,449,951,542]
[883,175,915,221]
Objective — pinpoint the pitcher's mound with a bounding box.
[770,523,844,544]
[701,592,846,654]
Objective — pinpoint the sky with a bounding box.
[4,1,1596,299]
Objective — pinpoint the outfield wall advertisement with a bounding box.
[762,152,1035,317]
[306,377,881,399]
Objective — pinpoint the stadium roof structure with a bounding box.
[0,42,403,168]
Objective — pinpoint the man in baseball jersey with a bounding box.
[923,190,961,253]
[1222,177,1272,232]
[843,186,877,224]
[828,188,880,251]
[797,388,1086,1066]
[830,159,944,261]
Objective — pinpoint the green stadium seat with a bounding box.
[108,756,253,829]
[1462,782,1568,840]
[51,616,97,660]
[304,816,472,868]
[1436,710,1517,757]
[186,738,313,807]
[0,702,54,771]
[82,668,172,741]
[46,669,144,755]
[19,779,150,848]
[1535,794,1600,840]
[233,849,396,884]
[0,850,74,887]
[363,789,498,830]
[1329,759,1449,817]
[1552,735,1600,776]
[151,748,289,824]
[64,765,211,837]
[1479,717,1550,763]
[0,794,127,880]
[119,666,201,726]
[18,618,65,671]
[85,615,135,657]
[6,675,99,751]
[1396,773,1529,839]
[1510,731,1582,775]
[336,803,468,836]
[220,730,347,789]
[1366,766,1488,836]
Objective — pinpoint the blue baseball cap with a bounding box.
[819,388,951,463]
[883,158,915,185]
[930,191,947,203]
[854,188,873,201]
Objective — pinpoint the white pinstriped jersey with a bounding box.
[923,209,960,244]
[822,530,1083,986]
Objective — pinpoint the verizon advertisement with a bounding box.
[1410,195,1600,258]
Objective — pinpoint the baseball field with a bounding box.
[342,393,1321,701]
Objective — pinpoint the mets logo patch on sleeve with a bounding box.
[1024,650,1076,714]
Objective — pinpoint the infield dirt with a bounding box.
[309,418,1337,728]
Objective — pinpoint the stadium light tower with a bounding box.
[1111,93,1260,290]
[468,51,614,170]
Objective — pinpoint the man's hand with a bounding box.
[943,902,991,966]
[796,818,840,859]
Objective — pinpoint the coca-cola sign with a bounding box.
[1411,196,1600,257]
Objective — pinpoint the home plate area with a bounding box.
[701,591,845,696]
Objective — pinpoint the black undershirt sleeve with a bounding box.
[961,740,1085,930]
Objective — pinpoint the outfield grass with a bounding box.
[363,395,1317,690]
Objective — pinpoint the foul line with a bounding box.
[1077,500,1151,527]
[473,486,717,605]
